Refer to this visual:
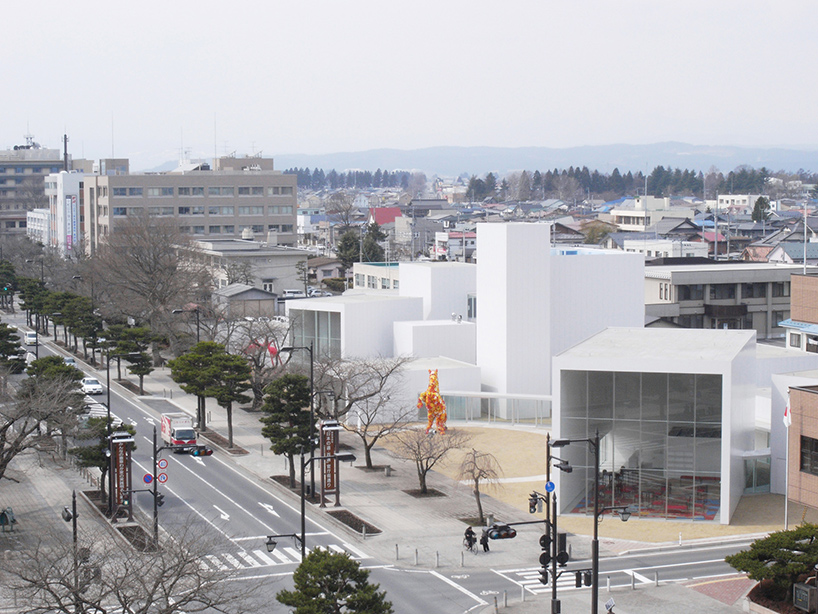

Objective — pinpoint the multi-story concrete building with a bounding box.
[82,156,297,255]
[42,171,85,257]
[645,261,812,338]
[779,274,818,352]
[0,135,66,235]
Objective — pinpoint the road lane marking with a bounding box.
[429,570,488,606]
[251,550,277,566]
[259,502,280,517]
[625,569,652,584]
[237,552,261,567]
[342,542,370,559]
[283,546,302,561]
[213,505,230,521]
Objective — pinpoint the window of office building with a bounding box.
[710,284,736,300]
[381,277,390,289]
[149,206,174,216]
[238,206,264,215]
[178,187,204,196]
[560,370,722,521]
[367,275,377,289]
[267,186,294,196]
[262,279,275,293]
[147,187,173,197]
[208,187,234,196]
[772,282,791,297]
[677,285,704,301]
[128,188,143,196]
[113,207,128,216]
[773,311,787,327]
[209,206,234,215]
[209,226,221,234]
[268,205,294,214]
[113,188,127,197]
[741,283,767,299]
[355,273,364,287]
[801,436,818,476]
[252,224,264,233]
[223,225,235,234]
[191,226,205,234]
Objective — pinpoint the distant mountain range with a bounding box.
[269,143,818,178]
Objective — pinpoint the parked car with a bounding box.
[282,289,307,299]
[81,377,104,395]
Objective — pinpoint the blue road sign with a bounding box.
[143,474,153,484]
[545,481,555,493]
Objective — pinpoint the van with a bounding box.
[282,289,307,299]
[24,331,38,346]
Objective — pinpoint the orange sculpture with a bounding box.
[418,369,447,434]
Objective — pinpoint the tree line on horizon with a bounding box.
[287,164,817,203]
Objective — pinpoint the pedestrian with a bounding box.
[480,530,489,552]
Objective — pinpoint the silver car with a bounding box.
[81,377,104,395]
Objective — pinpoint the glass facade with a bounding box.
[560,370,722,521]
[289,309,341,360]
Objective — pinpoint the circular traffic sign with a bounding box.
[157,458,168,470]
[157,473,168,483]
[545,481,555,493]
[143,473,153,484]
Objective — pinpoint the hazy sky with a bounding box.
[5,0,816,170]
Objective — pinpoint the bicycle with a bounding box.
[463,536,478,553]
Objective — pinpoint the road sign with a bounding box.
[157,458,168,470]
[157,473,168,483]
[143,474,153,484]
[545,481,555,492]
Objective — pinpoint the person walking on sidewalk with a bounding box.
[480,529,490,552]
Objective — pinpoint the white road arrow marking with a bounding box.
[213,505,230,521]
[193,456,205,466]
[259,502,280,518]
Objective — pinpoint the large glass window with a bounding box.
[710,284,736,300]
[560,370,722,521]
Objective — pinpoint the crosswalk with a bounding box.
[502,568,592,595]
[200,542,370,571]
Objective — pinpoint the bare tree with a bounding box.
[93,214,212,360]
[456,448,503,525]
[313,356,413,423]
[346,394,416,469]
[221,260,255,286]
[553,174,582,203]
[389,428,471,494]
[0,371,84,482]
[0,522,257,614]
[231,319,291,409]
[326,190,358,231]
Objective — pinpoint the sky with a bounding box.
[4,0,817,171]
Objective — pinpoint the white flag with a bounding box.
[784,396,792,428]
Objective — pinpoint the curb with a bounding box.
[617,532,767,555]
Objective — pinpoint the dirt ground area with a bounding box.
[381,424,813,542]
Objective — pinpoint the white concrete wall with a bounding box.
[403,358,483,418]
[723,334,757,523]
[393,319,476,363]
[549,249,645,367]
[399,261,476,321]
[341,296,423,358]
[477,223,551,395]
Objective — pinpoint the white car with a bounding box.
[81,377,104,395]
[24,331,38,345]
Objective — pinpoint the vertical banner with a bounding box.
[111,433,135,519]
[65,196,74,248]
[319,422,338,503]
[70,195,78,247]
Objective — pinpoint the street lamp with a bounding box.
[172,306,201,344]
[265,533,303,553]
[61,490,80,613]
[552,433,630,614]
[299,449,355,559]
[281,343,315,496]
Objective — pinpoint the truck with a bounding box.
[160,413,197,453]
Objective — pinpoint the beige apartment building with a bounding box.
[82,156,297,255]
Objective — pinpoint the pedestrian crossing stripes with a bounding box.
[200,543,370,571]
[507,569,591,595]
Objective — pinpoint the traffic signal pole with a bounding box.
[153,426,159,545]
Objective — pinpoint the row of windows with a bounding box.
[111,185,294,198]
[113,205,294,217]
[178,224,292,235]
[676,281,791,302]
[0,166,61,174]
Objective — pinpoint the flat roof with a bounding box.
[557,327,754,363]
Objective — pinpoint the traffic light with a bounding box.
[575,571,583,588]
[539,532,551,566]
[155,492,165,507]
[192,445,213,457]
[556,532,569,566]
[583,570,592,586]
[538,568,549,585]
[529,493,542,514]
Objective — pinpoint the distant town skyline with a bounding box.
[5,1,817,172]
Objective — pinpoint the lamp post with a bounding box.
[172,306,201,344]
[61,490,80,613]
[552,433,630,614]
[299,449,355,559]
[281,343,315,496]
